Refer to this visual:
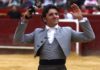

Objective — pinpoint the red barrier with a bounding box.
[0,15,76,46]
[82,15,100,55]
[1,14,99,55]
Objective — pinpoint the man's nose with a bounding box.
[53,14,59,18]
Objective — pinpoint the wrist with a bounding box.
[21,17,29,24]
[78,15,83,21]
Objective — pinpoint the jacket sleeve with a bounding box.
[13,21,35,44]
[71,18,95,42]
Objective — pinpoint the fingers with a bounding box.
[21,11,30,22]
[70,3,83,20]
[71,3,81,12]
[71,3,79,10]
[23,11,30,18]
[22,10,32,20]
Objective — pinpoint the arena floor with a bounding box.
[0,52,100,70]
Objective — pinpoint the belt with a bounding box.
[39,59,66,65]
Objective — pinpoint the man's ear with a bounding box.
[43,18,46,22]
[41,16,47,24]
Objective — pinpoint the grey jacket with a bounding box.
[13,19,95,56]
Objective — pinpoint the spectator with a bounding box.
[81,5,92,15]
[0,0,3,8]
[80,0,99,14]
[66,0,77,9]
[84,0,98,7]
[92,6,100,15]
[21,0,36,8]
[7,5,22,19]
[8,0,21,7]
[0,0,9,8]
[54,0,67,20]
[97,0,100,5]
[64,10,73,19]
[54,0,67,10]
[42,0,54,7]
[35,0,42,8]
[75,0,85,8]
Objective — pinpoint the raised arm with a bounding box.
[70,4,95,42]
[13,9,35,44]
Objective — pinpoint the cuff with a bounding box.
[21,22,25,24]
[79,17,88,22]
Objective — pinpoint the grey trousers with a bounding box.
[38,65,67,70]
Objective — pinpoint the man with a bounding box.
[54,0,67,9]
[75,0,85,8]
[8,0,21,6]
[13,4,95,70]
[42,0,54,7]
[7,5,22,19]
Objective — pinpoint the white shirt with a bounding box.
[42,0,53,6]
[84,0,98,6]
[45,18,87,44]
[45,24,60,44]
[64,13,73,19]
[55,0,67,5]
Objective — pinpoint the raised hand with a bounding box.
[70,3,83,20]
[21,6,35,23]
[21,10,31,23]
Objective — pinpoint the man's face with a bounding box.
[44,9,59,27]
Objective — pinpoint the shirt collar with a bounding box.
[45,24,60,30]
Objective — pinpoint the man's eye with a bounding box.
[48,13,59,16]
[55,13,59,15]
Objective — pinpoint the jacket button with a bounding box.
[41,41,43,43]
[44,37,48,39]
[37,45,40,47]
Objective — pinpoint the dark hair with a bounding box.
[42,4,59,18]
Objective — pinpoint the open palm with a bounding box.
[70,4,83,20]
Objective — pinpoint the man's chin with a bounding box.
[54,21,59,24]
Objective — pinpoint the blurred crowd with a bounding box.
[0,0,68,9]
[0,0,100,8]
[0,0,100,19]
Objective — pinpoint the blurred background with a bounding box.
[0,0,100,70]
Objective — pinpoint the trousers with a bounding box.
[38,64,67,70]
